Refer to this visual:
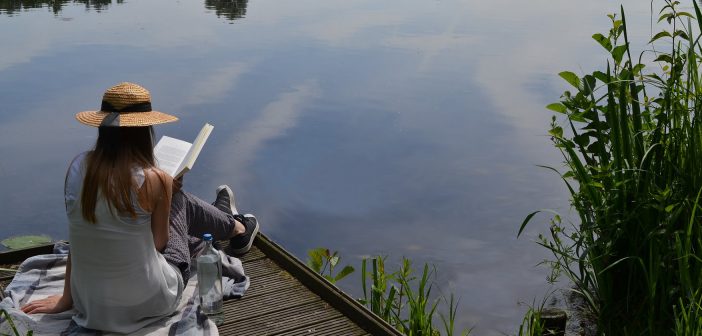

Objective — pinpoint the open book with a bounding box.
[154,123,214,178]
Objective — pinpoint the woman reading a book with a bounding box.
[19,82,259,332]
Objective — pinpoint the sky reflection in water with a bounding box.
[0,0,655,334]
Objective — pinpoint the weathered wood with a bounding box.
[0,235,401,335]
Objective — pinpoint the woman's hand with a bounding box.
[173,176,183,194]
[21,294,72,314]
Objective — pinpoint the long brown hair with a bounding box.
[81,126,155,223]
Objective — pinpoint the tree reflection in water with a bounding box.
[0,0,121,15]
[0,0,248,20]
[205,0,248,21]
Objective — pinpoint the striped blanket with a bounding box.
[0,243,247,335]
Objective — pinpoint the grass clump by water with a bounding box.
[520,1,702,334]
[358,257,472,336]
[306,249,471,335]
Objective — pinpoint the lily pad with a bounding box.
[1,235,52,250]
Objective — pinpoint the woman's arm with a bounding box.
[21,252,73,314]
[143,168,173,252]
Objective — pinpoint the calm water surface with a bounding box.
[0,0,656,334]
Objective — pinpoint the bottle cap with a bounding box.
[203,233,213,241]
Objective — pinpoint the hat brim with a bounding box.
[75,110,179,127]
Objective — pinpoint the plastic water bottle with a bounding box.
[197,233,223,325]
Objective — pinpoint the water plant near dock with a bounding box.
[306,249,471,335]
[521,1,702,334]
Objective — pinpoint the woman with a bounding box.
[19,82,259,333]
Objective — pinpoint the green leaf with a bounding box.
[649,31,671,43]
[306,248,325,272]
[677,11,694,19]
[655,54,674,64]
[658,13,673,23]
[549,126,564,138]
[593,71,609,83]
[329,255,339,267]
[559,71,581,89]
[334,265,355,282]
[673,30,689,40]
[665,204,677,213]
[582,75,597,96]
[612,44,628,64]
[546,103,567,113]
[1,235,51,250]
[574,134,591,147]
[632,63,645,76]
[592,33,612,51]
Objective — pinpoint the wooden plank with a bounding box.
[243,258,284,279]
[219,300,344,335]
[254,233,403,336]
[244,272,300,298]
[223,285,321,323]
[239,246,266,263]
[0,243,56,265]
[281,315,370,336]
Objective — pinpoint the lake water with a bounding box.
[0,0,657,334]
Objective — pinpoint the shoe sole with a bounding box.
[216,185,238,215]
[230,214,259,255]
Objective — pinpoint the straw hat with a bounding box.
[75,82,178,127]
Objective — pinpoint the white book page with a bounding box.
[175,123,213,178]
[154,136,192,177]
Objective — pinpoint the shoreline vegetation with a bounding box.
[521,0,702,334]
[306,247,473,336]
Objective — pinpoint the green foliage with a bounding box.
[359,257,471,336]
[0,236,51,250]
[0,309,32,336]
[521,1,702,334]
[306,247,355,284]
[517,305,544,336]
[674,290,702,335]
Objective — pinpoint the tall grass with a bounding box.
[520,1,702,334]
[359,257,472,336]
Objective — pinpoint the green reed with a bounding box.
[359,257,471,336]
[520,1,702,334]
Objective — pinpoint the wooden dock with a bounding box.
[0,233,402,336]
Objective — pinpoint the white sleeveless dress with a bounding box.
[64,152,184,333]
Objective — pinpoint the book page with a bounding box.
[154,136,192,177]
[175,123,214,178]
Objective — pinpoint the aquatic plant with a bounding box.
[306,247,355,284]
[0,236,51,250]
[359,256,471,336]
[520,1,702,334]
[674,290,702,335]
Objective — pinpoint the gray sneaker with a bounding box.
[213,185,238,215]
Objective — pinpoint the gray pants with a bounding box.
[162,190,236,283]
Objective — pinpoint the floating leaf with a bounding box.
[1,235,51,250]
